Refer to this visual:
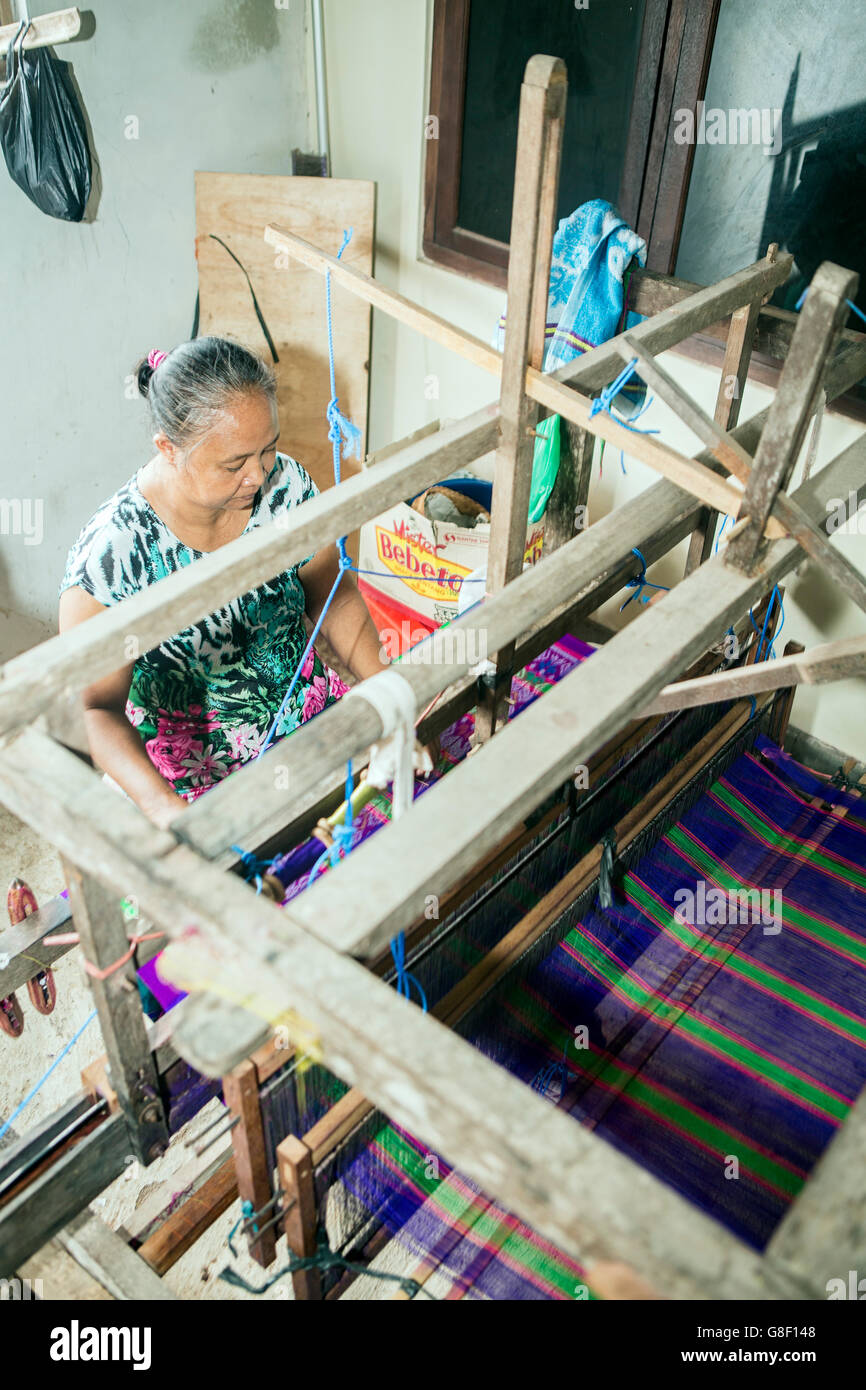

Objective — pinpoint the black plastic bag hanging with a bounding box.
[0,22,92,222]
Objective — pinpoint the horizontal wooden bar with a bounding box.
[645,636,866,714]
[0,8,80,50]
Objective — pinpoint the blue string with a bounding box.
[590,358,659,436]
[230,846,277,895]
[530,1052,574,1098]
[0,1009,98,1142]
[620,547,670,611]
[748,585,784,662]
[389,931,428,1011]
[796,289,866,327]
[714,513,730,555]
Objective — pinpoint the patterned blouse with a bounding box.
[60,453,348,800]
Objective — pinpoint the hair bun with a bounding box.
[136,358,155,398]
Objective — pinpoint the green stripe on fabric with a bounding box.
[374,1125,586,1297]
[712,781,866,893]
[500,945,804,1195]
[669,817,866,965]
[572,912,849,1123]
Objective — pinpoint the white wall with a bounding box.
[324,0,866,758]
[0,0,312,656]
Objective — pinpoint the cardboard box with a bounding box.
[358,477,545,628]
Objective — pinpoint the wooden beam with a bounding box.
[222,1060,276,1267]
[278,1136,321,1300]
[686,288,763,572]
[136,1156,237,1277]
[58,1211,175,1301]
[62,863,169,1165]
[727,261,859,572]
[0,1113,129,1277]
[477,54,567,738]
[643,636,866,714]
[0,8,81,49]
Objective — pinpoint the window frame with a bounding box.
[422,0,722,288]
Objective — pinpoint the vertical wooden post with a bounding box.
[475,55,567,741]
[684,294,762,573]
[726,260,858,574]
[768,639,805,746]
[62,860,169,1165]
[223,1059,277,1267]
[277,1135,321,1301]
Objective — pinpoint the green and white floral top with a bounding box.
[60,453,348,800]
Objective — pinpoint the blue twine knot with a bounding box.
[231,845,275,895]
[590,358,659,436]
[530,1054,573,1099]
[620,547,669,611]
[390,931,428,1012]
[326,396,362,461]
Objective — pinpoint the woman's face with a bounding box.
[158,390,280,511]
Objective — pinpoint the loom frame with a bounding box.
[1,53,866,1300]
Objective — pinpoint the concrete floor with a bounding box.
[0,803,429,1301]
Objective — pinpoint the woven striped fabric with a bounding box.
[338,733,866,1295]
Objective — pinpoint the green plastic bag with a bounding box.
[528,414,560,522]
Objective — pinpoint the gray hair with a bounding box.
[136,337,277,448]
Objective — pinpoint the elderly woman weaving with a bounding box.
[59,337,387,826]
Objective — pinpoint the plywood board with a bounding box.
[195,172,374,546]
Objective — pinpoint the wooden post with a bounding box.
[544,420,595,552]
[61,861,169,1165]
[726,261,859,574]
[768,640,806,746]
[684,249,774,574]
[475,55,567,740]
[277,1135,321,1301]
[222,1059,277,1267]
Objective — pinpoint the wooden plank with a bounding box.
[58,1211,175,1301]
[197,172,374,499]
[136,1156,237,1277]
[544,421,595,553]
[686,290,763,572]
[277,1136,321,1300]
[0,891,72,997]
[643,636,866,714]
[0,8,80,49]
[0,1113,129,1277]
[222,1060,276,1267]
[727,262,859,572]
[0,742,809,1300]
[0,405,498,738]
[62,862,169,1165]
[477,54,566,738]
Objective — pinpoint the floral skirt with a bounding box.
[127,649,349,802]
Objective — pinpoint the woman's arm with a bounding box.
[58,587,188,826]
[300,548,389,682]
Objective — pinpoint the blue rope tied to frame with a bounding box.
[620,547,670,611]
[230,846,276,895]
[0,1009,98,1143]
[590,358,659,435]
[390,930,428,1011]
[749,584,785,663]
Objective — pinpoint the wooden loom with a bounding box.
[1,54,866,1300]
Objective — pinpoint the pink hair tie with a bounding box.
[147,349,168,370]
